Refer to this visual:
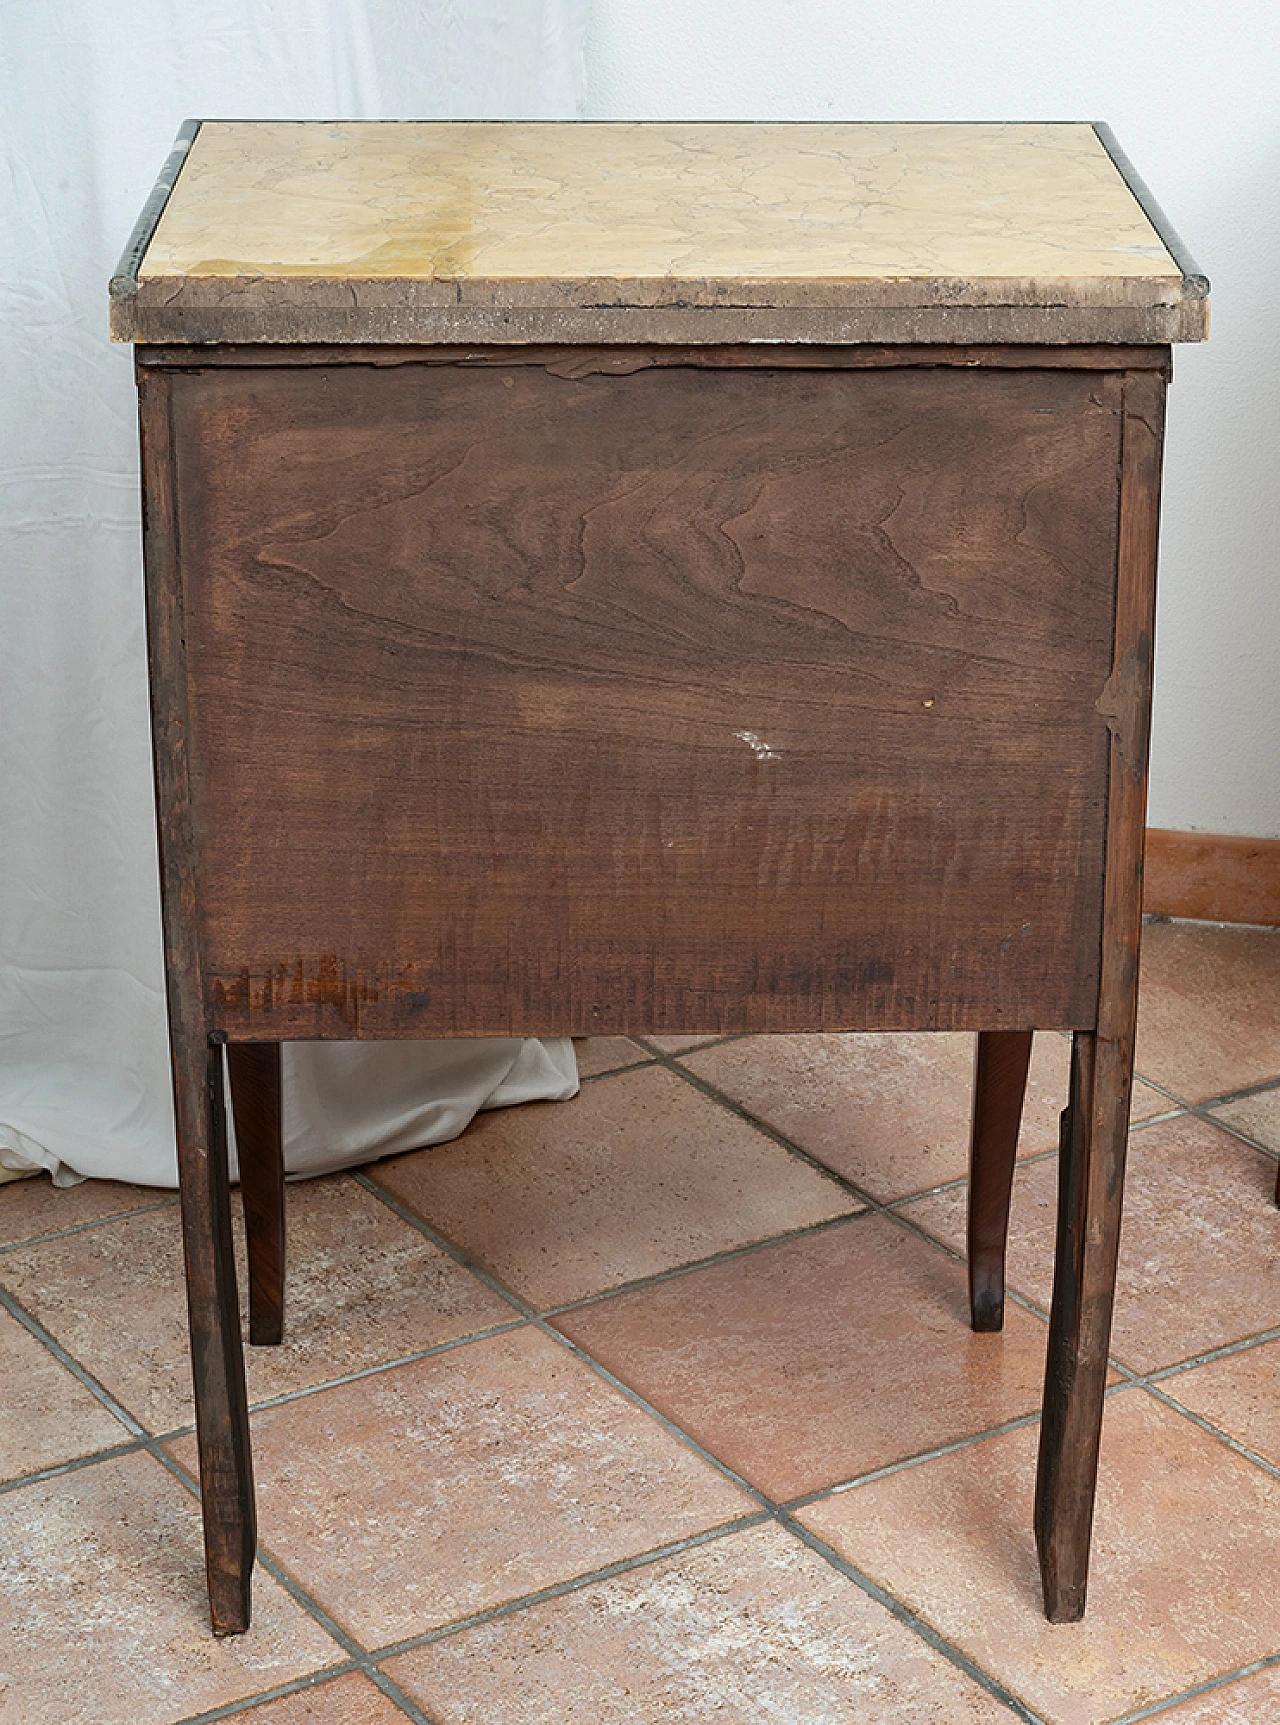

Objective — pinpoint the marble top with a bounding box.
[112,121,1208,346]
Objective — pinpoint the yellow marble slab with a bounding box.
[113,121,1208,345]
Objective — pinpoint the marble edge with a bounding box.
[108,120,201,308]
[1091,123,1210,300]
[111,299,1207,348]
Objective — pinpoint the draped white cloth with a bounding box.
[0,1,586,1188]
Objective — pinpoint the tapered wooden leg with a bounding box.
[1033,365,1165,1622]
[174,1032,256,1634]
[967,1030,1034,1331]
[1035,1031,1132,1621]
[227,1042,285,1347]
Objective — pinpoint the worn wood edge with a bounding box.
[1035,366,1166,1620]
[138,367,208,1110]
[1144,828,1280,925]
[109,121,201,338]
[121,300,1199,349]
[132,340,1175,374]
[1092,123,1210,314]
[141,368,257,1631]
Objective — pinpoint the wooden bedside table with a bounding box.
[111,119,1208,1635]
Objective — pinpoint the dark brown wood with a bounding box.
[1034,366,1166,1622]
[135,341,1174,374]
[165,359,1123,1041]
[967,1029,1034,1331]
[138,343,1173,1634]
[227,1042,285,1346]
[140,370,256,1634]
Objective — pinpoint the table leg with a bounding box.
[967,1030,1033,1331]
[1033,365,1163,1620]
[227,1042,286,1347]
[1034,1028,1134,1621]
[174,1031,256,1634]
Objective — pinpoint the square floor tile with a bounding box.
[371,1064,857,1308]
[0,1449,339,1725]
[681,1031,1073,1200]
[223,1672,410,1723]
[800,1390,1280,1725]
[1135,920,1280,1102]
[555,1214,1049,1501]
[572,1037,652,1078]
[1,1175,510,1433]
[171,1326,752,1648]
[903,1113,1280,1372]
[0,1173,170,1249]
[1162,1336,1280,1469]
[386,1521,1013,1723]
[1210,1083,1280,1153]
[0,1307,129,1482]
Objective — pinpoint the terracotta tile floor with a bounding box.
[1,916,1279,1725]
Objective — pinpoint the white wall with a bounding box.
[583,0,1280,839]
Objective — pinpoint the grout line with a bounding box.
[159,1443,439,1722]
[541,1211,862,1317]
[626,1044,886,1211]
[0,1283,390,1704]
[1145,1323,1280,1381]
[630,1033,744,1057]
[239,1318,530,1415]
[353,1156,1049,1721]
[1105,1648,1280,1725]
[163,1665,362,1725]
[0,1439,148,1496]
[1127,1105,1192,1131]
[11,1036,1276,1720]
[578,1054,658,1082]
[1187,1105,1280,1163]
[0,1194,181,1258]
[353,1171,541,1314]
[1194,1071,1280,1109]
[885,1145,1060,1208]
[369,1515,771,1659]
[780,1412,1046,1509]
[245,1579,443,1725]
[1138,1381,1280,1484]
[0,1282,148,1438]
[363,1665,442,1725]
[778,1515,1048,1724]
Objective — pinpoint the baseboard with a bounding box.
[1144,828,1280,926]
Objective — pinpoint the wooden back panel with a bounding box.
[153,358,1123,1037]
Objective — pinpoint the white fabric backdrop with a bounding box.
[1,1,587,1188]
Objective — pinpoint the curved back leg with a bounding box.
[968,1030,1034,1331]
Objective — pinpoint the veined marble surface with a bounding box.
[117,121,1208,345]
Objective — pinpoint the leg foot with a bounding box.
[968,1029,1034,1331]
[177,1034,256,1634]
[1034,1031,1130,1623]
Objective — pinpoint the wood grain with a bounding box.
[1034,366,1166,1622]
[164,359,1124,1039]
[140,370,257,1634]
